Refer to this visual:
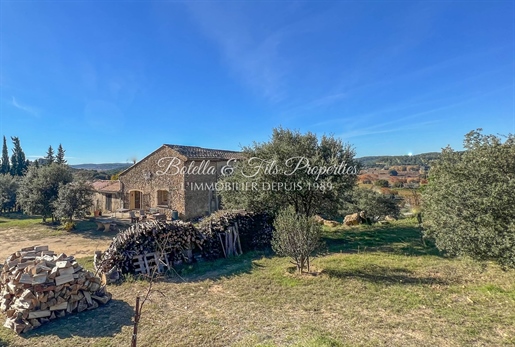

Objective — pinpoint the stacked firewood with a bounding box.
[95,220,205,275]
[96,213,273,276]
[198,210,273,260]
[0,246,111,334]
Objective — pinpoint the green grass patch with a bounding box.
[322,218,440,257]
[76,256,95,272]
[0,214,101,233]
[2,219,515,347]
[0,213,45,229]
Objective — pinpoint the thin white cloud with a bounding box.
[27,155,78,159]
[373,85,512,131]
[300,92,348,112]
[339,120,442,139]
[185,4,281,101]
[11,97,39,117]
[337,85,511,140]
[184,3,324,102]
[311,96,452,128]
[346,48,509,98]
[287,47,512,120]
[307,64,512,131]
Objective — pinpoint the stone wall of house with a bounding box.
[91,191,123,214]
[119,146,239,220]
[183,159,230,220]
[119,146,186,217]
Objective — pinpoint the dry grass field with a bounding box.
[1,218,514,347]
[0,214,117,259]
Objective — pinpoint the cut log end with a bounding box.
[1,246,112,334]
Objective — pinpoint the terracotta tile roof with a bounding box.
[164,145,242,160]
[92,180,121,193]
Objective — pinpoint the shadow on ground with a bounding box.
[0,213,37,220]
[322,264,449,286]
[21,299,133,340]
[148,250,272,284]
[67,219,131,240]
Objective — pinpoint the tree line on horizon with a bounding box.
[0,136,93,226]
[357,152,441,168]
[0,135,68,176]
[0,135,128,224]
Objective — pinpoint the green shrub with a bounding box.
[272,206,323,273]
[422,129,515,269]
[58,221,76,231]
[374,179,389,188]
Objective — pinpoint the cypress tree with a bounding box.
[1,136,10,175]
[10,137,27,176]
[44,145,55,165]
[56,144,66,164]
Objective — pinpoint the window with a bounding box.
[157,190,169,206]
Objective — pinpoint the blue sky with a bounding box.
[0,1,513,165]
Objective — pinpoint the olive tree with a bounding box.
[219,127,359,218]
[54,181,94,223]
[17,164,73,222]
[272,206,323,273]
[343,187,400,223]
[0,174,18,212]
[422,129,515,269]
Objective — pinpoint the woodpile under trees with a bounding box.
[95,220,205,276]
[198,210,273,260]
[96,211,274,277]
[0,246,111,334]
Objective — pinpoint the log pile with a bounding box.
[198,210,273,260]
[96,212,273,277]
[0,246,111,334]
[95,220,205,275]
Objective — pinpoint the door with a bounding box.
[105,194,112,211]
[130,191,142,209]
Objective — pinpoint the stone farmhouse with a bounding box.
[91,180,123,216]
[92,145,241,220]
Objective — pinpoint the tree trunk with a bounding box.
[298,256,305,274]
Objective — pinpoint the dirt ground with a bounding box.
[1,225,114,260]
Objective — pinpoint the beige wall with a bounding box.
[119,146,186,217]
[119,146,236,220]
[183,159,223,219]
[92,191,123,213]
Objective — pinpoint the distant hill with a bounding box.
[69,163,132,181]
[70,163,131,171]
[357,152,441,168]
